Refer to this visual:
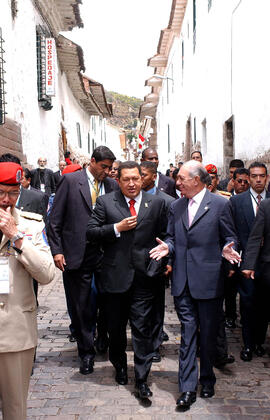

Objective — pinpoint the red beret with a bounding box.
[0,162,23,185]
[62,164,82,175]
[205,164,217,175]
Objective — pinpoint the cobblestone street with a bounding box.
[15,272,270,419]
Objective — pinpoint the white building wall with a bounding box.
[1,1,108,171]
[105,123,123,160]
[155,0,270,172]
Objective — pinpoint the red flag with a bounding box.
[139,134,145,142]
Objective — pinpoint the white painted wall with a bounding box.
[155,0,270,173]
[1,0,108,171]
[105,123,123,160]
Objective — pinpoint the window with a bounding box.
[36,26,52,110]
[88,133,91,154]
[193,0,196,53]
[208,0,212,11]
[168,124,170,153]
[202,119,207,154]
[92,138,95,152]
[76,122,82,148]
[0,28,6,125]
[181,41,184,84]
[193,117,197,144]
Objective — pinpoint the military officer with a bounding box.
[0,162,55,420]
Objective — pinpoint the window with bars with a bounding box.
[77,122,82,148]
[0,28,6,125]
[36,25,52,110]
[208,0,212,11]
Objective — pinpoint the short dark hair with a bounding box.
[205,173,212,187]
[172,168,179,180]
[249,161,268,175]
[118,161,141,179]
[22,167,32,179]
[140,161,157,174]
[233,168,249,179]
[229,159,244,168]
[141,147,157,160]
[191,150,202,159]
[91,146,116,163]
[0,153,21,164]
[64,151,71,158]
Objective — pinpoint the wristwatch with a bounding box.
[10,231,24,244]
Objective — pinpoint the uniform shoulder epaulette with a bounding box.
[20,210,43,222]
[218,190,231,197]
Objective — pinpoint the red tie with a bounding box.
[129,199,136,216]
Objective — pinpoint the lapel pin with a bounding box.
[204,206,209,210]
[145,203,148,208]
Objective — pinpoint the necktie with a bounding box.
[91,179,99,206]
[188,198,194,226]
[129,199,136,216]
[256,194,262,213]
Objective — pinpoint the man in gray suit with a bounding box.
[150,160,240,410]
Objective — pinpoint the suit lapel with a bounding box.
[181,198,189,231]
[190,189,211,228]
[242,191,255,229]
[113,190,130,219]
[79,170,92,211]
[136,191,152,226]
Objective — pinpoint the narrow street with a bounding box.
[17,272,270,419]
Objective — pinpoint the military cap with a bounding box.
[0,162,23,185]
[205,164,218,175]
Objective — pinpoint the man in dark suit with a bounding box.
[242,198,270,329]
[141,147,177,198]
[229,162,270,361]
[30,157,56,196]
[140,160,175,360]
[150,160,240,410]
[48,146,117,375]
[18,168,49,220]
[53,160,67,187]
[86,161,168,399]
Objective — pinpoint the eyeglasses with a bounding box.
[236,179,249,184]
[0,190,20,199]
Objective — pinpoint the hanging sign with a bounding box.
[45,38,56,96]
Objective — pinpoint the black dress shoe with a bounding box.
[115,367,128,385]
[214,354,235,368]
[176,391,196,410]
[200,385,215,398]
[161,331,169,342]
[68,333,77,343]
[79,355,94,375]
[136,382,153,399]
[225,318,236,329]
[152,350,161,363]
[95,334,109,354]
[240,348,253,362]
[254,345,265,357]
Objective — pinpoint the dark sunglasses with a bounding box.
[236,179,249,184]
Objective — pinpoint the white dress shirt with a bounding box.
[188,188,207,222]
[249,187,266,216]
[86,169,105,205]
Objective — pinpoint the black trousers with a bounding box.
[63,267,96,359]
[174,285,222,392]
[103,273,164,383]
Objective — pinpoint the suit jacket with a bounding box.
[30,168,56,195]
[0,208,55,353]
[48,169,118,270]
[53,170,62,187]
[242,198,270,270]
[17,187,49,221]
[166,189,237,299]
[86,190,168,293]
[229,189,270,263]
[157,172,177,198]
[155,189,175,216]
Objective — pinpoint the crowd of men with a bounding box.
[1,146,270,419]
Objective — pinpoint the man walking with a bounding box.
[150,160,240,410]
[87,161,167,399]
[48,146,117,375]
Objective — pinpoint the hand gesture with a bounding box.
[0,207,18,239]
[149,237,169,261]
[222,242,241,264]
[116,216,137,232]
